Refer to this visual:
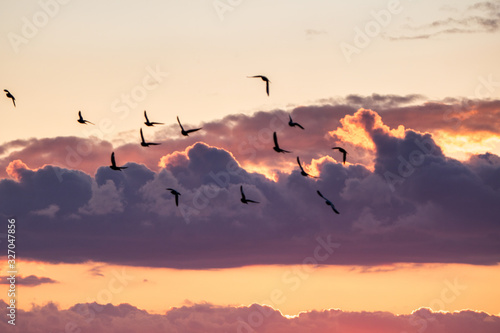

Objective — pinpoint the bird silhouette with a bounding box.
[77,111,94,125]
[166,188,181,206]
[248,75,270,96]
[177,116,202,136]
[144,110,164,127]
[332,147,348,164]
[288,114,304,129]
[140,128,161,147]
[273,132,291,153]
[317,190,340,214]
[109,152,128,171]
[240,185,259,204]
[4,89,15,107]
[297,156,318,178]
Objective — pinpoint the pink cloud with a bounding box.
[0,300,498,333]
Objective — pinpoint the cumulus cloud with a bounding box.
[1,96,499,179]
[0,107,499,269]
[0,300,499,333]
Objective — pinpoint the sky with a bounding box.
[1,0,500,332]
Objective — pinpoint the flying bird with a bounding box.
[248,75,270,96]
[77,111,94,125]
[177,116,202,136]
[144,110,164,127]
[297,156,318,178]
[109,152,128,171]
[166,188,181,206]
[288,114,304,130]
[140,128,161,147]
[273,132,291,153]
[4,89,15,107]
[332,147,348,165]
[317,190,340,214]
[141,128,161,147]
[240,185,259,204]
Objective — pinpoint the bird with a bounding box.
[177,116,202,136]
[247,75,270,96]
[332,147,348,165]
[77,111,94,125]
[297,156,318,178]
[288,114,304,130]
[240,185,259,204]
[109,152,128,171]
[140,128,161,147]
[166,188,181,206]
[4,89,15,107]
[317,190,340,214]
[144,110,164,127]
[273,132,291,153]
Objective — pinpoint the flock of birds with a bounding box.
[4,76,348,215]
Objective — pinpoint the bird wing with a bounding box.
[266,81,269,96]
[297,156,304,171]
[144,111,149,122]
[343,152,347,164]
[111,152,116,167]
[175,194,179,206]
[317,190,326,200]
[186,128,202,134]
[177,116,184,130]
[296,123,304,130]
[273,132,279,147]
[140,128,145,142]
[331,205,340,214]
[332,147,340,151]
[78,111,82,120]
[297,156,304,170]
[240,185,246,200]
[246,200,259,203]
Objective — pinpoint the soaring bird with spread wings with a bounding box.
[317,190,340,214]
[77,111,94,125]
[248,75,270,96]
[177,116,202,136]
[144,111,164,127]
[109,152,128,171]
[240,186,259,204]
[273,132,291,153]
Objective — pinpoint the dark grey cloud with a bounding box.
[1,300,499,333]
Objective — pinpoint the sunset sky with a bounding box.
[1,0,500,332]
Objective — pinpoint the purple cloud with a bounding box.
[1,300,499,333]
[1,106,499,268]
